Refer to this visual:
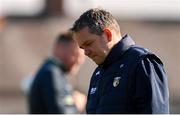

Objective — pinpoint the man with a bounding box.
[28,31,85,114]
[71,8,169,114]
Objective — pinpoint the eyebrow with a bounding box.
[79,40,92,49]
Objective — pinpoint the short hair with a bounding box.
[55,31,74,44]
[71,8,120,35]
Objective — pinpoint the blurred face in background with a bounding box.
[54,40,84,71]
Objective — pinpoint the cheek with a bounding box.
[66,55,76,66]
[94,46,103,54]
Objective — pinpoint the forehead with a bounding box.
[73,27,96,44]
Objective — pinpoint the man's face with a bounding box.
[74,27,109,65]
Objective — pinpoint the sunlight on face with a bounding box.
[73,27,109,65]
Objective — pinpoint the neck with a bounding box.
[111,34,122,49]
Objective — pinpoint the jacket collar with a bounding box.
[100,34,135,68]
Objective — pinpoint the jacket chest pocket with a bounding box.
[97,72,129,107]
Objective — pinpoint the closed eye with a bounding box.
[79,46,84,49]
[84,41,93,47]
[80,41,93,49]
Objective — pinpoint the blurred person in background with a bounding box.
[72,8,169,114]
[28,30,86,114]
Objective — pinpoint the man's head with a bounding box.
[53,31,84,72]
[71,8,121,65]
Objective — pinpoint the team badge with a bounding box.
[113,77,121,87]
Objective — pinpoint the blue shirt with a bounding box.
[28,58,78,114]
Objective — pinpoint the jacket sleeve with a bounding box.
[133,55,169,114]
[41,69,63,113]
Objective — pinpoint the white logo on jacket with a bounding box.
[95,71,100,76]
[90,87,97,94]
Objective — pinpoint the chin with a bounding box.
[93,60,102,65]
[91,57,103,65]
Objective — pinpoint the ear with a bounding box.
[104,28,112,42]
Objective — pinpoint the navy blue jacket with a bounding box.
[28,58,78,114]
[86,35,169,114]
